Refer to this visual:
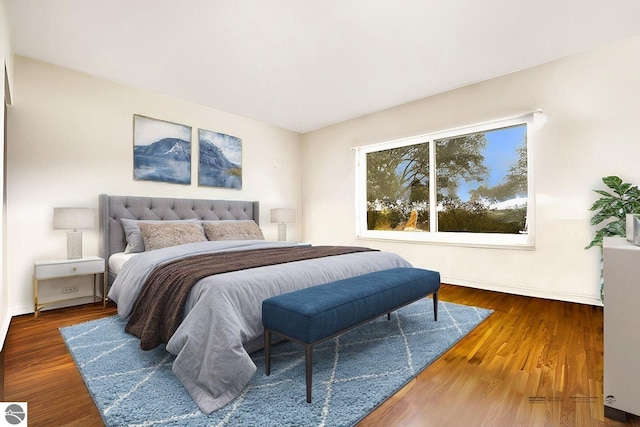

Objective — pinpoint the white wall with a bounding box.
[6,56,301,314]
[6,36,640,316]
[1,0,13,350]
[301,35,640,306]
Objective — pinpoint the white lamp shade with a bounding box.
[53,207,96,230]
[270,208,296,224]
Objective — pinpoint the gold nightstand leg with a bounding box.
[103,270,108,307]
[34,277,39,318]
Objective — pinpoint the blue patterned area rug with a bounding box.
[60,299,492,426]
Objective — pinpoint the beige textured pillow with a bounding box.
[121,218,199,253]
[138,222,207,251]
[203,220,264,241]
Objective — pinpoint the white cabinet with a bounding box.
[603,237,640,420]
[33,256,106,317]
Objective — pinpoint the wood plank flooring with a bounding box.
[3,285,639,426]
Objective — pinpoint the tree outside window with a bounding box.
[360,116,532,246]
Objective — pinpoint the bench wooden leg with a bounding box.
[305,344,313,403]
[265,329,272,376]
[433,291,439,321]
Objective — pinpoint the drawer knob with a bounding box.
[73,267,77,272]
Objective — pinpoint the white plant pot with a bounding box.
[626,213,640,246]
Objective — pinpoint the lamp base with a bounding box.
[278,223,287,242]
[67,230,83,259]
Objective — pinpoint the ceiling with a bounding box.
[6,0,640,133]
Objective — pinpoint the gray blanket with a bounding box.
[126,245,377,350]
[108,240,412,413]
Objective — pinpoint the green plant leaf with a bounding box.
[627,186,640,197]
[590,212,613,225]
[602,175,623,190]
[614,182,633,196]
[608,219,626,235]
[589,197,616,211]
[585,228,609,249]
[609,200,625,217]
[587,176,640,302]
[586,220,627,249]
[624,203,639,214]
[593,189,615,198]
[627,187,640,208]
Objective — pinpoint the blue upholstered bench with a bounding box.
[262,267,441,402]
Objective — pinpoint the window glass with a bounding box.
[435,124,527,234]
[366,143,430,232]
[358,114,533,247]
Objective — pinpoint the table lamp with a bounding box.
[270,208,296,241]
[53,207,96,259]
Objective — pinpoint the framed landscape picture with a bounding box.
[133,115,192,185]
[198,128,242,189]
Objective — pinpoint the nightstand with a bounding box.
[33,256,106,318]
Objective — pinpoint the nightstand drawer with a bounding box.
[35,258,104,279]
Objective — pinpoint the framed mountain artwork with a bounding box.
[133,114,192,185]
[198,128,242,189]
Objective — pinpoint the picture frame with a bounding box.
[198,128,242,189]
[133,114,192,185]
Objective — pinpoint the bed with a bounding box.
[99,194,413,413]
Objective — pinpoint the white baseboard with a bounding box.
[10,296,99,319]
[442,275,603,307]
[0,311,11,352]
[0,278,601,352]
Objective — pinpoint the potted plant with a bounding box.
[586,175,640,301]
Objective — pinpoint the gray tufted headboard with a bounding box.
[99,194,259,282]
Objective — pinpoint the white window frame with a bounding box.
[355,113,538,249]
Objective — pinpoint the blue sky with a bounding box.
[375,124,527,203]
[457,124,526,201]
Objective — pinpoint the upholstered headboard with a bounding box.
[99,194,259,282]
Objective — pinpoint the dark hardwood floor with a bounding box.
[3,285,639,426]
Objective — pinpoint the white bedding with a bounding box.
[108,240,412,413]
[108,252,137,274]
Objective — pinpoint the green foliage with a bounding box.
[435,134,489,199]
[366,133,489,204]
[506,139,528,193]
[365,126,527,236]
[585,175,640,302]
[437,198,526,234]
[471,183,518,204]
[366,198,526,235]
[366,199,429,231]
[366,147,411,203]
[585,176,640,249]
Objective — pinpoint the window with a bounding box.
[356,114,536,248]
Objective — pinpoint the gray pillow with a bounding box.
[137,222,207,251]
[120,218,198,253]
[203,220,264,241]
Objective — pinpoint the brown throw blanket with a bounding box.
[126,245,376,350]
